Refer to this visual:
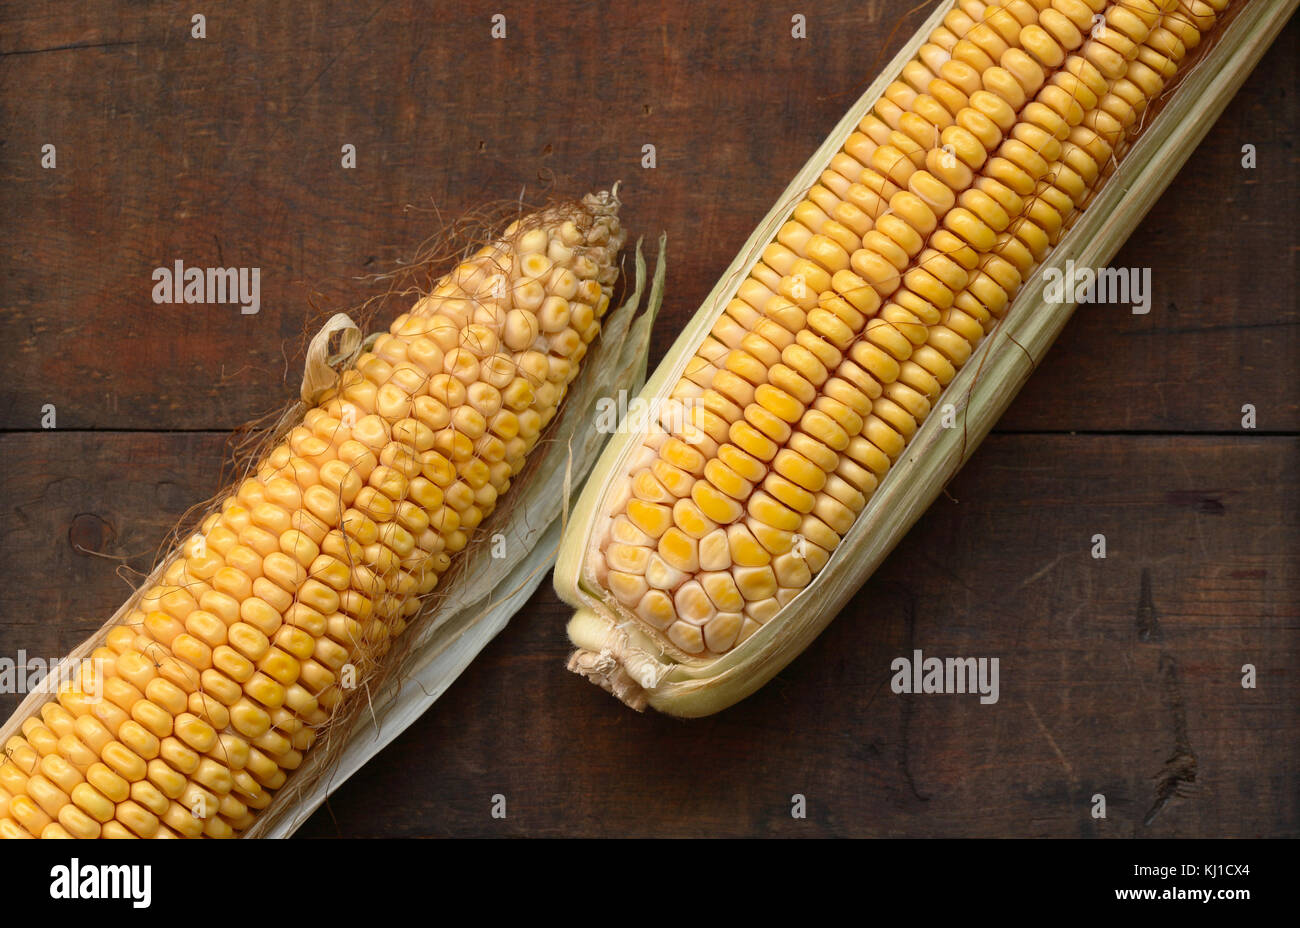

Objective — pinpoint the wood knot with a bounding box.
[68,513,114,555]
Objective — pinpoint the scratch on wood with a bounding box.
[1135,567,1161,642]
[1025,700,1073,779]
[264,2,390,148]
[896,586,929,803]
[1164,489,1228,515]
[1,41,138,57]
[1143,652,1198,826]
[1020,554,1066,589]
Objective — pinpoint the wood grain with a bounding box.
[1,2,1294,432]
[0,1,1294,837]
[0,432,1291,836]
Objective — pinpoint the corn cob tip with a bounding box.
[585,182,621,213]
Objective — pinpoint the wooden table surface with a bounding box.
[1,1,1295,837]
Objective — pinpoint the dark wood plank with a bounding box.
[1,4,1294,432]
[0,431,231,684]
[1,432,1292,836]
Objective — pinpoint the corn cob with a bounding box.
[601,0,1190,656]
[556,0,1287,714]
[0,190,625,838]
